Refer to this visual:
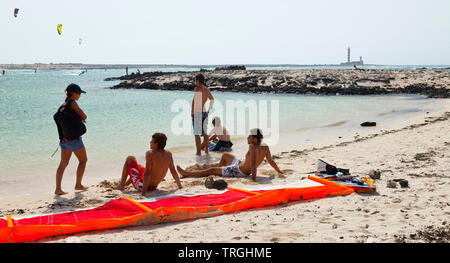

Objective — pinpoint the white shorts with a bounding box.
[221,158,248,178]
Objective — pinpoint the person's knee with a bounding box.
[223,152,234,159]
[59,160,70,169]
[79,157,88,165]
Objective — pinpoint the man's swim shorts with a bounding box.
[126,160,158,191]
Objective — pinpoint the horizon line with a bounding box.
[1,63,450,67]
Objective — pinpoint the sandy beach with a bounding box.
[3,0,450,247]
[1,99,448,243]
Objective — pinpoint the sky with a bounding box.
[1,0,449,65]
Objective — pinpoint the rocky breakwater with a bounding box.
[106,69,450,98]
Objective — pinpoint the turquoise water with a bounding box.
[0,67,447,197]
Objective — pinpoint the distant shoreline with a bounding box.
[1,63,450,70]
[107,68,450,98]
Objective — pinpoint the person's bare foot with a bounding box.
[195,152,201,156]
[176,165,188,178]
[75,185,89,191]
[55,189,68,195]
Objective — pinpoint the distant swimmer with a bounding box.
[2,70,5,75]
[78,70,85,76]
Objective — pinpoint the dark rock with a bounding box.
[399,180,409,188]
[361,122,377,127]
[368,169,381,179]
[214,65,246,71]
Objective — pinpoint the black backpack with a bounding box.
[53,99,86,141]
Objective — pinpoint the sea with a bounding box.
[0,65,449,198]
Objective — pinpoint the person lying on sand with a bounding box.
[177,128,283,182]
[116,133,182,195]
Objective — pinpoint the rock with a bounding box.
[387,180,397,188]
[368,169,381,179]
[361,122,377,127]
[106,70,450,98]
[214,65,246,71]
[399,180,409,188]
[393,179,409,188]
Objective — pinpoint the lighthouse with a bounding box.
[340,46,364,66]
[347,47,351,63]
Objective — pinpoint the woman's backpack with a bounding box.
[53,100,86,141]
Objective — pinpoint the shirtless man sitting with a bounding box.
[177,128,283,182]
[116,132,182,195]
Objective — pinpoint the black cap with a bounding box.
[66,83,86,94]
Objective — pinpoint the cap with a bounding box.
[66,83,86,94]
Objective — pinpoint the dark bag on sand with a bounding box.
[317,159,350,175]
[54,99,86,141]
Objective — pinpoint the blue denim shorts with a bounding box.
[60,137,85,152]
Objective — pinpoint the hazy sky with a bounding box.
[1,0,449,65]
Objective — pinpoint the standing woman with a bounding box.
[54,84,89,195]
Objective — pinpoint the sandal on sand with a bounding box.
[212,179,228,190]
[205,176,215,189]
[205,176,228,190]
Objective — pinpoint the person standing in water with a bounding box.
[54,84,89,195]
[191,73,214,156]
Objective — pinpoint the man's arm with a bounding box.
[141,151,153,195]
[168,152,182,189]
[192,86,201,116]
[265,146,283,174]
[206,88,214,114]
[250,145,257,182]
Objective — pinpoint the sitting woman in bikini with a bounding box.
[177,128,283,182]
